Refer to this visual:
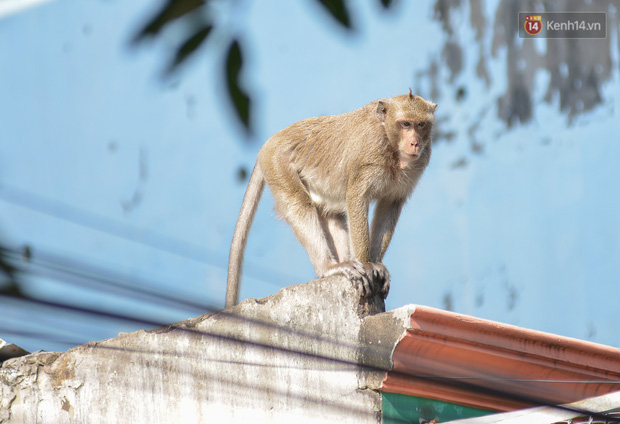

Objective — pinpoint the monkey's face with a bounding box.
[397,119,433,162]
[376,93,437,166]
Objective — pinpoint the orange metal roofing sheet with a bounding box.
[381,306,620,412]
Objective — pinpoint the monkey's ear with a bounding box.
[431,103,438,112]
[376,100,387,123]
[408,88,413,99]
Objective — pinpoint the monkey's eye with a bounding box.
[400,121,413,129]
[417,122,427,129]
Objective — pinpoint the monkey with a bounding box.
[226,90,436,307]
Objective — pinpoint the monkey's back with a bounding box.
[257,101,401,213]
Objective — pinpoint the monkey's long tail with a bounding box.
[226,163,266,308]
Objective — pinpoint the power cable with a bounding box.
[0,244,380,359]
[2,273,618,423]
[0,184,298,285]
[0,190,617,420]
[2,300,617,423]
[1,245,210,314]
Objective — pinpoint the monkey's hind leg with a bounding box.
[265,176,338,279]
[274,200,338,277]
[323,213,350,262]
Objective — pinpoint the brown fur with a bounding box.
[226,92,436,307]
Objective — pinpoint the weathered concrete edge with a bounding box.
[360,304,417,390]
[0,278,416,423]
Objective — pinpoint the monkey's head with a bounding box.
[376,92,437,166]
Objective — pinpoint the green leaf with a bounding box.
[316,0,353,30]
[166,24,213,74]
[132,0,205,44]
[225,40,252,136]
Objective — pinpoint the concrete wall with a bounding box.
[1,276,409,423]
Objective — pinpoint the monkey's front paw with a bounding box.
[322,261,390,299]
[322,260,373,297]
[366,262,390,298]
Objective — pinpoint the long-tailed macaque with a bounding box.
[226,90,436,307]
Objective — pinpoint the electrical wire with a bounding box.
[2,290,618,422]
[3,300,617,424]
[0,245,377,356]
[1,245,210,314]
[3,244,619,389]
[0,184,298,285]
[1,189,618,421]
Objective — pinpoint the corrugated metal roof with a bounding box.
[380,306,620,412]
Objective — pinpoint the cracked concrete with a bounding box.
[0,276,408,423]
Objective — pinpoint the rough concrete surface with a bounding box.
[0,276,404,423]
